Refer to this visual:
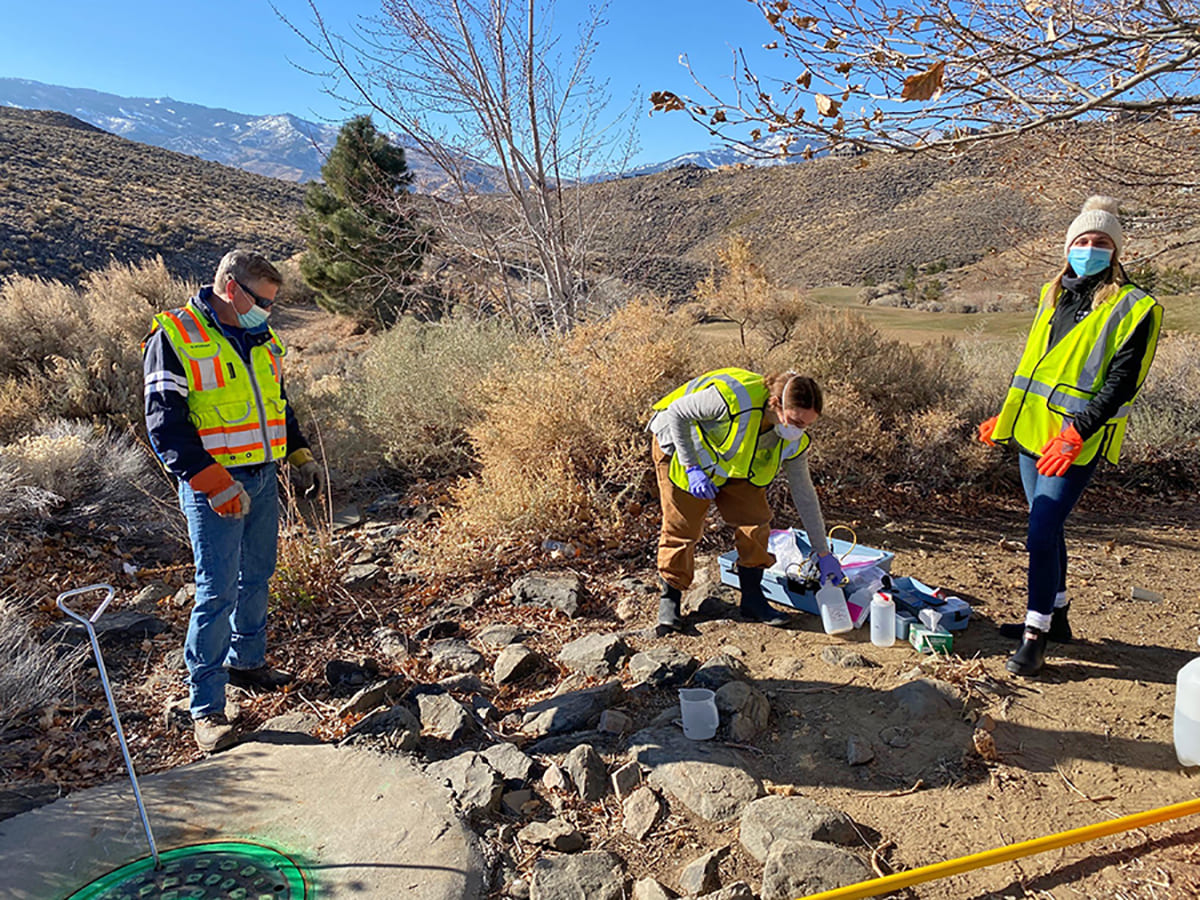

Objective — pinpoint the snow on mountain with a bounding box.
[0,77,812,190]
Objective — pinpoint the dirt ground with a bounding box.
[7,482,1200,900]
[631,485,1200,900]
[6,304,1200,899]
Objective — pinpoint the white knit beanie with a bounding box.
[1063,195,1123,258]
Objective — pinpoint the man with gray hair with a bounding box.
[143,249,321,751]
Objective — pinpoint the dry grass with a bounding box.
[0,595,84,737]
[421,298,719,570]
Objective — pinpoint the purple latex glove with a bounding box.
[685,465,717,499]
[817,552,845,586]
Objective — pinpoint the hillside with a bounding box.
[0,107,305,283]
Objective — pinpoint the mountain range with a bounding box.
[0,77,789,190]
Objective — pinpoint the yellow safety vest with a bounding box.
[150,300,289,467]
[992,282,1161,465]
[653,368,811,491]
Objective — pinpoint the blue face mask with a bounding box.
[1067,246,1113,278]
[236,304,270,330]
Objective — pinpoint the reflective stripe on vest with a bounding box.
[151,301,289,468]
[653,368,811,491]
[992,282,1161,466]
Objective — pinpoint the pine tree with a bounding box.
[298,116,431,326]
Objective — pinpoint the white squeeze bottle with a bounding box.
[1174,643,1200,766]
[816,582,853,635]
[870,591,896,647]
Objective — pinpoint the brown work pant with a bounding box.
[653,438,775,590]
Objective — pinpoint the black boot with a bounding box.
[655,578,684,637]
[1000,604,1072,643]
[737,566,789,627]
[1006,627,1048,676]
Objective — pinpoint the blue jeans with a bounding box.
[1018,451,1097,619]
[180,464,279,718]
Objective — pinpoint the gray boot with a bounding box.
[737,566,789,627]
[656,578,683,636]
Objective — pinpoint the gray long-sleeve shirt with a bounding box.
[649,386,830,554]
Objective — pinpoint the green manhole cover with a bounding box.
[66,841,310,899]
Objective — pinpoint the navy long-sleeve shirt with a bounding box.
[143,288,309,482]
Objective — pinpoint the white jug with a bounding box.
[816,583,853,635]
[870,591,896,647]
[1174,655,1200,766]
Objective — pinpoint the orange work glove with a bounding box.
[976,414,999,446]
[189,463,251,518]
[1036,424,1084,477]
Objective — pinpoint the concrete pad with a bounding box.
[0,741,487,899]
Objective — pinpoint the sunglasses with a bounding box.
[235,279,275,309]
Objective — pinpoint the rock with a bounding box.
[715,681,770,742]
[257,711,320,736]
[563,744,608,801]
[739,796,860,862]
[482,742,536,786]
[424,751,502,820]
[691,653,750,690]
[611,761,642,800]
[511,574,585,618]
[344,703,421,750]
[698,884,755,900]
[527,729,623,756]
[372,626,409,661]
[521,680,624,737]
[760,839,871,900]
[495,644,542,685]
[529,850,625,900]
[429,639,484,673]
[632,877,678,900]
[438,673,489,695]
[502,789,538,817]
[542,762,570,792]
[558,633,630,677]
[598,709,632,734]
[48,611,168,646]
[879,725,912,748]
[891,678,961,720]
[341,562,382,588]
[622,786,663,840]
[518,817,586,852]
[414,619,460,642]
[337,675,407,716]
[679,847,726,896]
[627,646,697,686]
[417,692,477,741]
[325,658,377,688]
[630,726,762,822]
[471,694,501,724]
[479,623,524,647]
[821,647,873,669]
[846,736,874,766]
[171,583,196,608]
[130,580,173,610]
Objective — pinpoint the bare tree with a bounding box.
[651,0,1200,157]
[284,0,636,335]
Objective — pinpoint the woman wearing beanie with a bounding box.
[978,196,1162,676]
[648,369,842,634]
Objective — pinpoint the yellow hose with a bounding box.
[797,796,1200,900]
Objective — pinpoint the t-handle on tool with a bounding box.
[57,583,160,868]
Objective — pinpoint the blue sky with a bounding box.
[0,0,780,167]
